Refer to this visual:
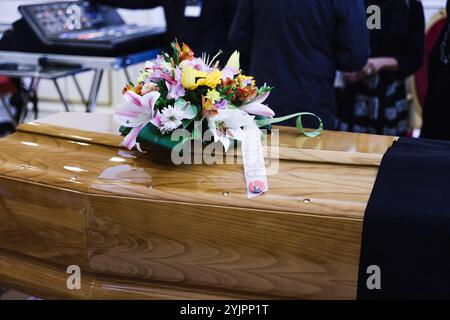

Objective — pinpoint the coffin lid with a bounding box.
[3,113,395,220]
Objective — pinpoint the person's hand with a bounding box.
[344,71,366,83]
[363,58,387,76]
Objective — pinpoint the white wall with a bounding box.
[423,0,447,20]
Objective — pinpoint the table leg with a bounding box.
[123,67,132,83]
[32,78,40,120]
[0,96,17,126]
[72,75,88,109]
[52,79,71,112]
[17,77,38,124]
[87,69,104,113]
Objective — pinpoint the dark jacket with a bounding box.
[421,0,450,140]
[366,0,425,79]
[90,0,238,56]
[229,0,370,129]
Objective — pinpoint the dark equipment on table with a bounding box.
[0,1,166,56]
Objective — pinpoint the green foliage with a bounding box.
[120,124,185,150]
[154,80,171,110]
[258,85,273,95]
[170,40,181,66]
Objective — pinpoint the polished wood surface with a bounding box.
[19,113,124,148]
[0,177,89,269]
[0,113,396,299]
[19,112,396,166]
[2,115,387,219]
[0,249,270,300]
[88,196,362,299]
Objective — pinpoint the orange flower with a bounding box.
[235,86,257,104]
[177,43,194,62]
[222,78,237,96]
[122,83,143,96]
[136,84,144,95]
[122,83,134,95]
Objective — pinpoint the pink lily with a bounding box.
[114,90,161,150]
[166,68,185,100]
[221,66,238,81]
[238,91,275,117]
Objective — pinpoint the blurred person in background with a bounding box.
[421,0,450,140]
[89,0,238,57]
[229,0,370,129]
[338,0,425,136]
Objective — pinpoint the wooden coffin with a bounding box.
[0,112,395,300]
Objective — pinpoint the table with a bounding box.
[0,63,89,123]
[0,49,160,123]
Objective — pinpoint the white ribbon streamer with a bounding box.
[241,122,268,199]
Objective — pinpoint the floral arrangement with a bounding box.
[114,40,322,197]
[114,40,322,152]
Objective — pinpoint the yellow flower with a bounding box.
[182,68,222,90]
[206,89,221,102]
[226,51,240,70]
[237,74,255,88]
[181,67,207,90]
[197,69,222,89]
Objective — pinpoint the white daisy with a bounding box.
[159,105,185,134]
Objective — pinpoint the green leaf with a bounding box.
[220,84,232,94]
[120,124,185,150]
[162,52,171,63]
[174,98,187,108]
[171,41,180,66]
[182,118,194,128]
[258,86,273,95]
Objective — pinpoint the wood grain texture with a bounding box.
[0,112,391,299]
[0,177,90,268]
[87,196,362,300]
[0,249,269,300]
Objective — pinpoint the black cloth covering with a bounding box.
[358,137,450,299]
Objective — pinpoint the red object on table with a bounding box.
[0,76,18,95]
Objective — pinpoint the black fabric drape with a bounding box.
[358,137,450,299]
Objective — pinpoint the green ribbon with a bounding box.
[255,112,323,137]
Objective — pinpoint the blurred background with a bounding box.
[0,0,166,122]
[0,0,448,136]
